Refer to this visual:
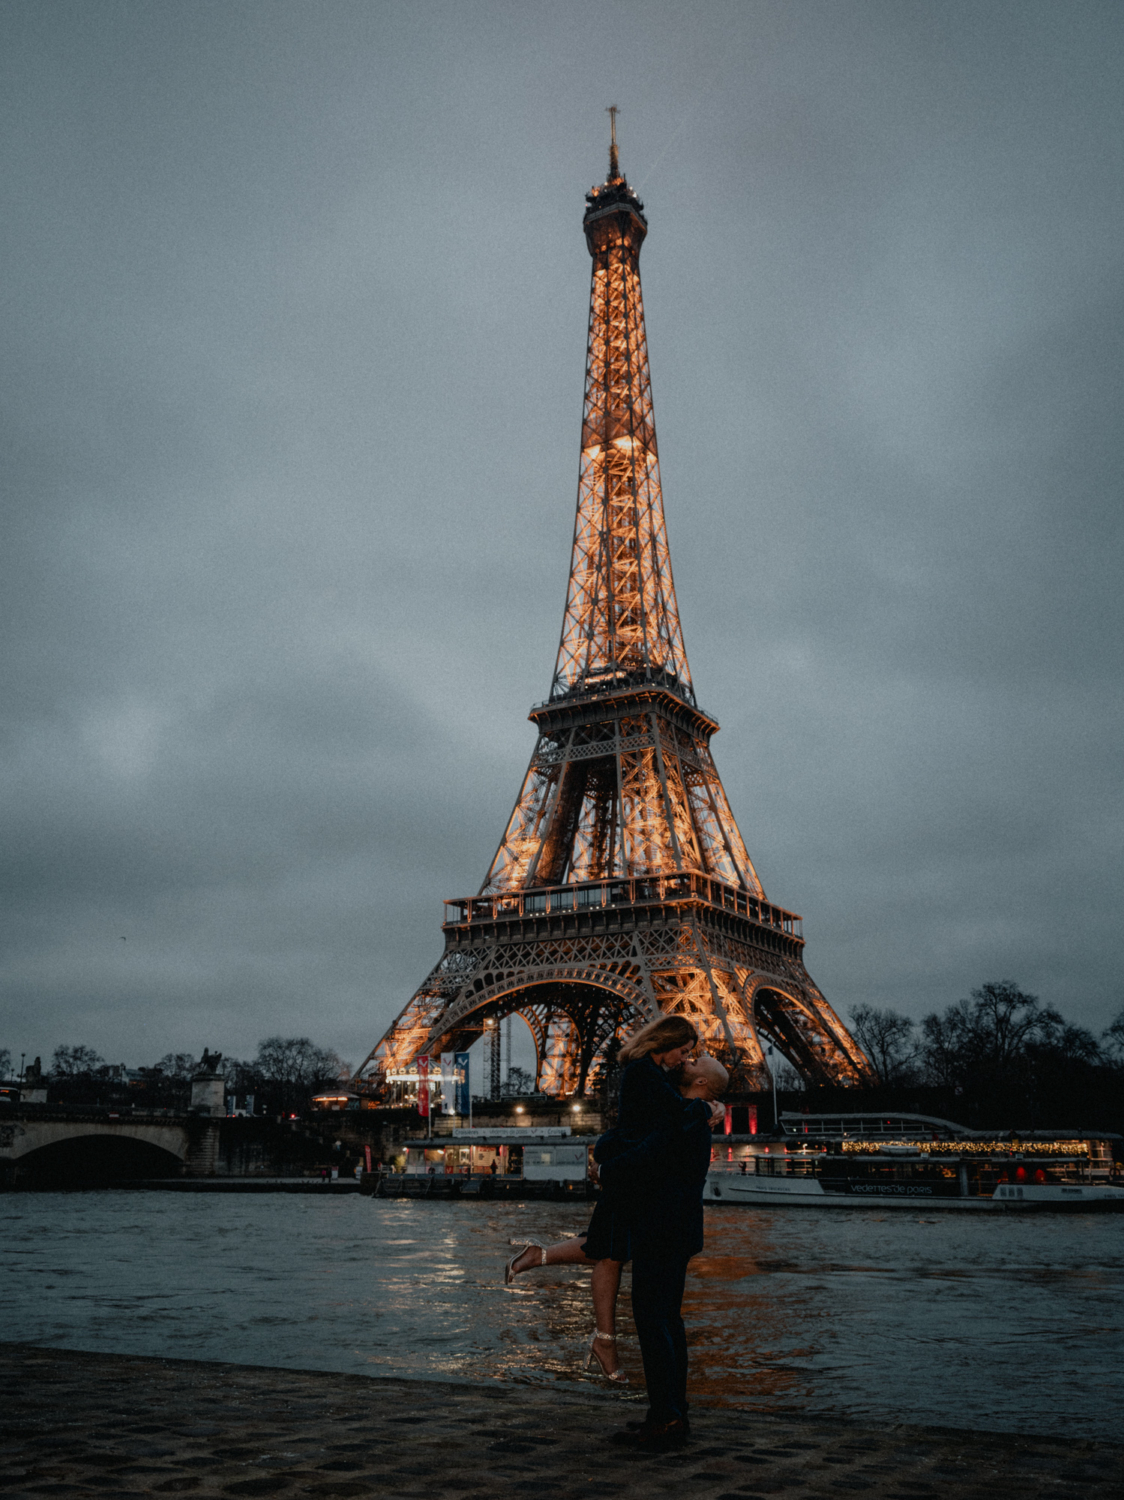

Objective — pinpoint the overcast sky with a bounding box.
[2,0,1122,1076]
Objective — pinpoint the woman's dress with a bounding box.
[580,1055,709,1262]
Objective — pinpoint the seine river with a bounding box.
[1,1193,1121,1437]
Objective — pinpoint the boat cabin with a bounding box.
[402,1127,590,1183]
[704,1112,1122,1208]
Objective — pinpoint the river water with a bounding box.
[1,1193,1120,1437]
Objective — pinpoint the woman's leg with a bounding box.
[591,1257,623,1330]
[510,1234,590,1277]
[589,1258,624,1375]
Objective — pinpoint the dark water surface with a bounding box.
[1,1193,1120,1437]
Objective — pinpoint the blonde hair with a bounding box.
[618,1015,698,1064]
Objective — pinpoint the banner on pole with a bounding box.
[454,1052,470,1115]
[417,1054,429,1117]
[440,1052,455,1115]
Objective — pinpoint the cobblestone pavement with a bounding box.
[1,1344,1121,1500]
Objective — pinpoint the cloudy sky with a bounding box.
[3,0,1122,1076]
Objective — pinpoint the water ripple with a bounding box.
[0,1193,1120,1435]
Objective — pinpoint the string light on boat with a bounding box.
[839,1138,1089,1158]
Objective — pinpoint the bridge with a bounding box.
[0,1110,221,1188]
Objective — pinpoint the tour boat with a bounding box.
[703,1113,1124,1212]
[367,1126,593,1199]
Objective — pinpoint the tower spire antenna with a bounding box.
[607,103,620,178]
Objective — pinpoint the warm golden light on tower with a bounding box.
[356,130,875,1099]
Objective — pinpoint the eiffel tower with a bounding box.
[356,121,874,1099]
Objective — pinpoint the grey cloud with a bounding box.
[2,0,1121,1069]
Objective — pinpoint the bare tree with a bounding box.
[924,983,1062,1082]
[255,1036,343,1083]
[1103,1008,1124,1063]
[1043,1023,1101,1064]
[219,1054,259,1094]
[848,1005,918,1085]
[501,1066,535,1098]
[50,1044,105,1078]
[155,1053,198,1080]
[0,1048,11,1078]
[252,1036,346,1112]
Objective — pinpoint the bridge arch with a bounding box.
[10,1132,186,1189]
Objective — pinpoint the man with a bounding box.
[603,1054,728,1450]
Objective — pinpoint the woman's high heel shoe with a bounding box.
[586,1330,629,1383]
[504,1240,546,1286]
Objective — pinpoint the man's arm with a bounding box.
[599,1109,712,1188]
[640,1062,726,1129]
[597,1124,673,1187]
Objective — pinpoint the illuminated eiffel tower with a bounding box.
[356,120,874,1098]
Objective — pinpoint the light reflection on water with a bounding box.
[1,1192,1120,1436]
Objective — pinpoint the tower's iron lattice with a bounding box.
[356,137,875,1099]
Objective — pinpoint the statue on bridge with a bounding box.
[190,1051,225,1117]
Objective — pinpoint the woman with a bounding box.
[505,1016,724,1381]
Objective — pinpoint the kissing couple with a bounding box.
[505,1015,727,1451]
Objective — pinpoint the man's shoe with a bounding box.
[622,1417,691,1436]
[633,1418,689,1452]
[609,1422,652,1445]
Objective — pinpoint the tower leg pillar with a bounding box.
[487,1020,502,1100]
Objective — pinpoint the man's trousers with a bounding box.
[630,1246,692,1425]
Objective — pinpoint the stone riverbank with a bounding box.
[1,1343,1120,1500]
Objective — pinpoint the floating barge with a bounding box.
[362,1112,1123,1211]
[365,1127,594,1200]
[705,1113,1124,1211]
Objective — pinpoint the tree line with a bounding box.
[837,982,1124,1129]
[2,1037,349,1116]
[7,980,1123,1128]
